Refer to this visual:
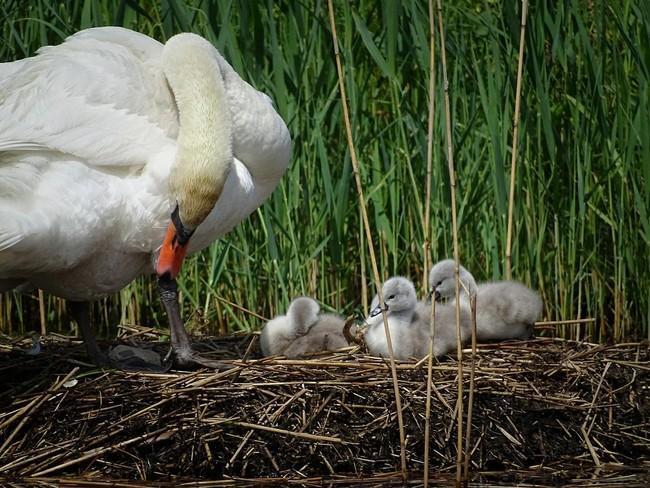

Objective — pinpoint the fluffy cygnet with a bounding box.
[365,277,422,360]
[282,312,349,358]
[364,277,471,360]
[418,300,473,358]
[428,259,543,341]
[260,297,348,358]
[428,259,478,302]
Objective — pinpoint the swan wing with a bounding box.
[0,27,178,168]
[0,28,178,272]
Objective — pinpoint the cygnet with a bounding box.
[428,259,543,341]
[283,312,349,358]
[364,277,471,360]
[260,297,348,358]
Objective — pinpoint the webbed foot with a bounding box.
[158,275,232,371]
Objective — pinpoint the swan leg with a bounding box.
[527,323,536,339]
[69,301,109,366]
[70,302,169,371]
[158,275,231,370]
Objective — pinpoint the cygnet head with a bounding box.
[369,277,417,317]
[287,296,321,335]
[428,259,477,301]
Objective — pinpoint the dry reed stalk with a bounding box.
[423,2,437,482]
[422,0,436,292]
[0,367,79,457]
[435,0,465,483]
[360,207,368,314]
[505,0,529,280]
[535,317,596,326]
[215,295,268,321]
[326,0,408,478]
[463,293,478,479]
[31,426,180,477]
[230,421,344,444]
[423,296,436,486]
[0,336,647,482]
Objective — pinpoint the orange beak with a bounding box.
[156,222,190,279]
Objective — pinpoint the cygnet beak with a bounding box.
[369,304,388,317]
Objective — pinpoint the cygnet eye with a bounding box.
[436,281,442,287]
[388,294,396,300]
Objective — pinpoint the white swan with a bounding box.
[0,27,291,367]
[428,259,542,341]
[260,297,348,358]
[365,276,471,360]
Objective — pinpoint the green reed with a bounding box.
[1,0,648,342]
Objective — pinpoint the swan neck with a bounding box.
[163,34,232,229]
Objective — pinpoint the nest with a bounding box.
[0,334,648,486]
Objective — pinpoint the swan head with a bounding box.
[369,277,417,317]
[155,203,198,279]
[428,259,477,301]
[155,33,233,279]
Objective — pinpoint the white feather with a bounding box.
[0,27,291,300]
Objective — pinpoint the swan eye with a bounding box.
[388,294,396,300]
[436,281,442,287]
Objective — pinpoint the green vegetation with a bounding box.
[1,0,648,342]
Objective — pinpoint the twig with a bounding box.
[424,296,436,486]
[256,358,456,371]
[582,361,612,436]
[464,293,478,479]
[422,0,437,292]
[31,426,178,476]
[504,0,529,280]
[435,0,464,483]
[360,207,368,315]
[327,0,408,478]
[229,334,258,383]
[226,430,254,469]
[215,295,268,321]
[535,317,596,326]
[0,367,79,457]
[300,390,336,433]
[230,421,344,444]
[581,425,601,467]
[269,388,307,422]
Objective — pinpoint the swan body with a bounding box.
[0,27,290,367]
[260,297,348,358]
[428,259,542,341]
[0,27,291,301]
[365,276,471,360]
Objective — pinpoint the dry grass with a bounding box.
[0,334,647,485]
